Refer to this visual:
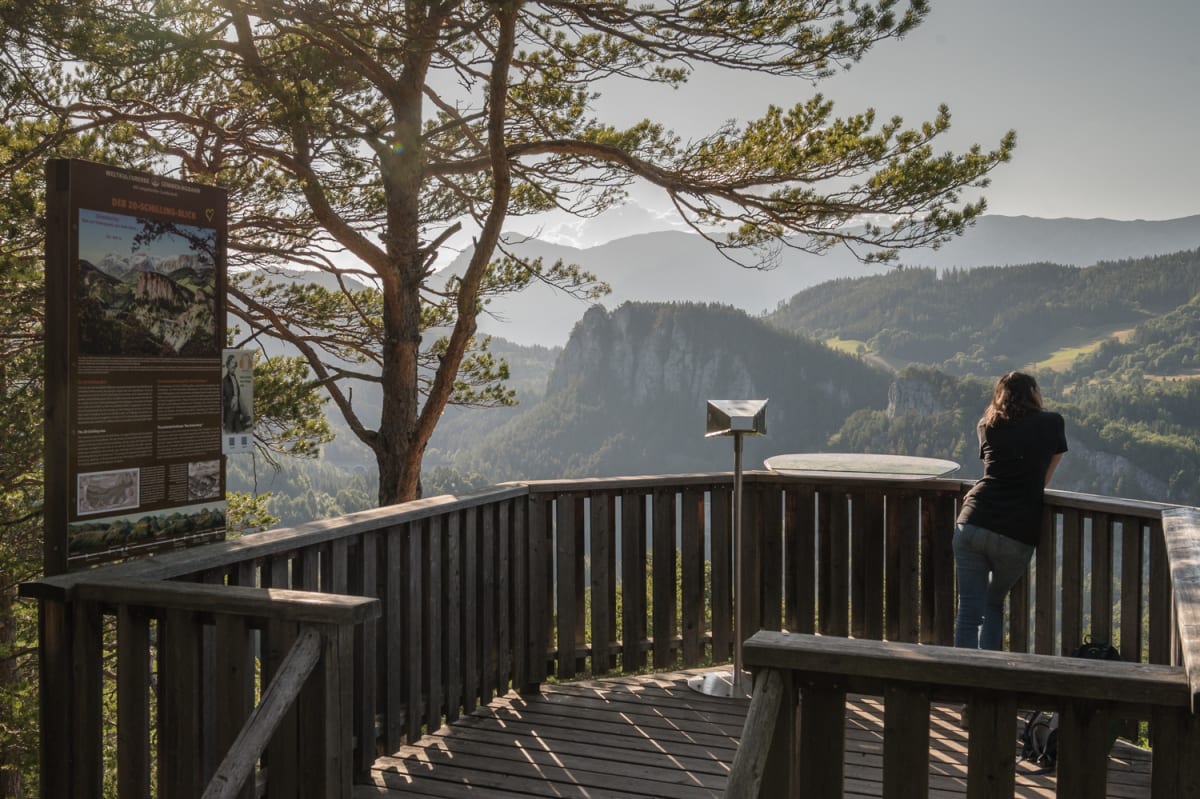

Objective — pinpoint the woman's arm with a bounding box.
[1044,452,1064,486]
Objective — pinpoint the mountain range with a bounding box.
[437,214,1200,346]
[94,251,211,282]
[228,214,1200,521]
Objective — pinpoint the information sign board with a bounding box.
[44,159,229,571]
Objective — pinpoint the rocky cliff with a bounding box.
[465,301,891,479]
[548,304,759,402]
[135,270,193,307]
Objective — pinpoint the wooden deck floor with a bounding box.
[357,668,1152,798]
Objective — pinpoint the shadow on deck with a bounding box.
[358,669,1152,798]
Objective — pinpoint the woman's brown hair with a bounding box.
[982,371,1043,427]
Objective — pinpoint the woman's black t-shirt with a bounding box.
[955,410,1068,546]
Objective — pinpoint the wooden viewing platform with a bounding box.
[360,668,1152,798]
[20,476,1199,798]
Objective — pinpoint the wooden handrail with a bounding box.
[25,484,530,593]
[66,578,381,625]
[729,631,1197,799]
[1162,507,1200,711]
[741,631,1188,708]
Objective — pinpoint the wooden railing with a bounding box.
[20,473,1193,797]
[20,577,378,799]
[725,632,1198,799]
[726,505,1200,799]
[528,473,1179,674]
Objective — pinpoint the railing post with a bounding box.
[620,489,648,673]
[651,486,677,670]
[160,609,203,798]
[888,491,921,643]
[797,674,845,798]
[524,491,551,691]
[296,622,355,799]
[353,531,379,776]
[37,600,74,799]
[963,690,1016,799]
[884,683,932,797]
[924,491,957,646]
[117,605,152,799]
[555,492,582,680]
[73,598,105,797]
[1150,704,1200,797]
[1055,699,1116,797]
[1034,504,1058,655]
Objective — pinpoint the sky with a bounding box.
[78,208,214,265]
[512,0,1200,248]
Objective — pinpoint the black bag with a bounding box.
[1017,639,1122,772]
[1072,639,1121,662]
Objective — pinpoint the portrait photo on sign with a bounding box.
[76,208,218,357]
[221,350,254,435]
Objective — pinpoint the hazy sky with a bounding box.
[78,208,214,265]
[516,0,1200,247]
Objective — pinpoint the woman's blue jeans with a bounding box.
[952,523,1035,650]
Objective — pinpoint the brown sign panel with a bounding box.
[44,159,229,572]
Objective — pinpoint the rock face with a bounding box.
[547,304,759,403]
[1065,439,1171,501]
[482,301,890,479]
[887,377,943,418]
[135,271,192,306]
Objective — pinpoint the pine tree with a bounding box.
[8,0,1013,506]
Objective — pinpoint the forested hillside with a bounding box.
[226,334,559,517]
[440,215,1200,347]
[767,249,1200,376]
[233,247,1200,518]
[772,248,1200,505]
[831,366,1200,504]
[1058,294,1200,382]
[445,302,892,480]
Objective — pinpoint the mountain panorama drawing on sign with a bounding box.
[76,207,218,357]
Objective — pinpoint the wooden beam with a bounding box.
[725,668,786,799]
[883,682,931,798]
[71,578,379,626]
[964,691,1016,799]
[742,631,1190,710]
[202,627,322,799]
[1162,507,1200,711]
[798,675,846,798]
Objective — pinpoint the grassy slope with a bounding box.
[830,325,1194,380]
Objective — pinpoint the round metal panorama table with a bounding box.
[764,452,960,480]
